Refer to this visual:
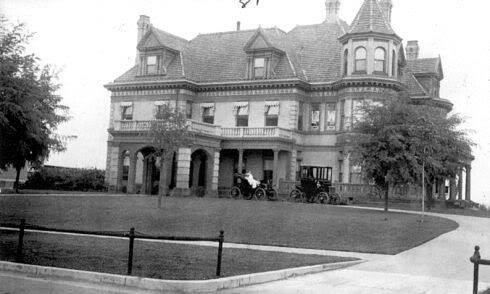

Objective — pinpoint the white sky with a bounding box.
[1,0,489,204]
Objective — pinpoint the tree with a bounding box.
[146,102,194,197]
[351,97,473,211]
[0,16,71,192]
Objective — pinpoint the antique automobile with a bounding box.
[229,173,266,200]
[289,166,341,204]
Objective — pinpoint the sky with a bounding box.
[1,0,489,204]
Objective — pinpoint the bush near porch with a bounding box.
[23,166,106,192]
[0,195,458,255]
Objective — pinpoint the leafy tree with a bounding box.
[0,16,71,192]
[351,97,473,211]
[146,102,194,196]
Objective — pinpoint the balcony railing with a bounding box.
[112,120,297,140]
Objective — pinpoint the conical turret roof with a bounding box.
[346,0,399,37]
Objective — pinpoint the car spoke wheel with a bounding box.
[229,187,241,199]
[289,189,302,202]
[267,189,278,201]
[317,192,328,204]
[254,188,266,200]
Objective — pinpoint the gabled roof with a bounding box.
[138,27,188,52]
[345,0,398,37]
[243,28,285,53]
[401,67,428,97]
[406,57,444,79]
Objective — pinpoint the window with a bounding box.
[154,101,172,119]
[254,57,265,78]
[155,104,165,119]
[343,49,349,76]
[374,47,386,73]
[338,160,343,182]
[186,101,193,119]
[265,101,279,127]
[310,103,321,130]
[234,103,249,127]
[349,165,363,184]
[122,151,130,181]
[297,102,304,131]
[340,100,345,131]
[325,103,336,131]
[352,99,364,127]
[354,47,367,72]
[121,103,133,120]
[146,55,158,75]
[392,50,396,77]
[201,104,215,124]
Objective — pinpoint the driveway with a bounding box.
[222,208,490,294]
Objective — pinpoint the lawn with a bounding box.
[0,195,458,255]
[0,231,353,280]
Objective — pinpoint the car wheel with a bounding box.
[229,186,241,199]
[254,188,266,200]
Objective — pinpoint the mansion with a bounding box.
[104,0,472,201]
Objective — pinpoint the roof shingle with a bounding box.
[347,0,397,36]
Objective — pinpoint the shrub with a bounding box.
[24,166,106,192]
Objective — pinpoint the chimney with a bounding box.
[406,40,420,60]
[378,0,393,23]
[136,15,151,63]
[325,0,340,23]
[237,21,241,31]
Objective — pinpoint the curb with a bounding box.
[0,260,364,293]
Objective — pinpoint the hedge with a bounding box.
[24,166,106,192]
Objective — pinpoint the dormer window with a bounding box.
[354,47,367,73]
[254,57,265,78]
[374,47,386,73]
[146,55,158,75]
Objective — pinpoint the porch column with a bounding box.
[127,152,137,194]
[237,149,244,174]
[206,150,220,197]
[141,158,149,195]
[116,149,124,192]
[288,150,298,181]
[273,149,279,187]
[449,178,456,201]
[342,154,350,183]
[158,154,171,196]
[174,148,192,196]
[465,165,472,201]
[458,169,463,200]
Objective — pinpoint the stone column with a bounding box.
[158,155,172,196]
[237,149,244,174]
[288,150,298,181]
[458,169,463,200]
[272,149,280,188]
[449,178,456,201]
[115,149,124,192]
[141,158,149,195]
[175,148,191,196]
[465,165,472,201]
[342,154,350,183]
[127,152,137,194]
[206,150,220,197]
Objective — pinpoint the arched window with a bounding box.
[354,47,367,72]
[343,49,349,76]
[374,47,386,73]
[392,50,396,77]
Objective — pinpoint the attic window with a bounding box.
[146,55,158,75]
[254,57,265,78]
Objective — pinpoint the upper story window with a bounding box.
[233,102,249,127]
[310,103,321,131]
[254,57,265,78]
[297,102,304,131]
[265,101,279,127]
[392,50,396,77]
[146,55,158,75]
[201,103,215,124]
[343,49,349,76]
[325,103,336,131]
[121,102,133,120]
[374,47,386,73]
[186,101,193,119]
[354,47,367,73]
[340,100,345,131]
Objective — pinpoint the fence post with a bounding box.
[127,228,135,275]
[16,219,25,263]
[216,230,224,277]
[470,245,481,294]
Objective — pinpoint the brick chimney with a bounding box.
[325,0,340,23]
[378,0,393,23]
[237,21,241,31]
[136,15,151,63]
[406,40,420,60]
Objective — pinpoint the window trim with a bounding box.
[374,47,387,74]
[253,57,266,79]
[354,47,367,73]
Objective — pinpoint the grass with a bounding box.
[0,195,458,255]
[0,231,353,280]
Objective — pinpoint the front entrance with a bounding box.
[189,149,208,190]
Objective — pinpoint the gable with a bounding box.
[142,33,162,49]
[248,34,271,50]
